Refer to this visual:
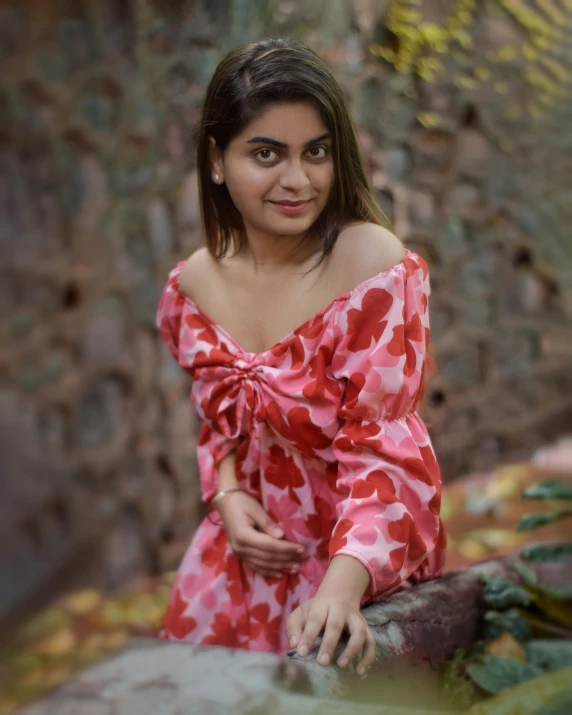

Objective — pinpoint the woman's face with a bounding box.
[210,101,335,241]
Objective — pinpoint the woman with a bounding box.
[157,38,446,676]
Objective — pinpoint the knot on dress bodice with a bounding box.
[194,361,268,439]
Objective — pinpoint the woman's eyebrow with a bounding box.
[246,132,331,149]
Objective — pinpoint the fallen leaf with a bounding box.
[488,464,533,499]
[484,633,526,661]
[458,539,488,561]
[464,529,523,550]
[64,589,103,615]
[20,666,72,689]
[103,629,129,650]
[35,628,77,656]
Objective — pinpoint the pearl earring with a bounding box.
[214,174,220,181]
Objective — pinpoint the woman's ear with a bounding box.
[208,136,224,184]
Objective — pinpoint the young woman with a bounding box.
[156,38,446,676]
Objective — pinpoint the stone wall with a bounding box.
[1,0,572,615]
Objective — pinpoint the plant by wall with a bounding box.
[442,475,572,712]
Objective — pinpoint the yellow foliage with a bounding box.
[35,628,77,657]
[522,44,539,61]
[462,528,523,550]
[525,67,563,96]
[533,0,566,25]
[537,55,570,83]
[64,589,102,615]
[454,75,478,90]
[498,45,517,62]
[20,666,71,689]
[458,539,488,561]
[488,463,531,499]
[102,629,130,650]
[475,67,491,81]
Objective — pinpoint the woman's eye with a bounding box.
[308,146,328,159]
[256,149,277,162]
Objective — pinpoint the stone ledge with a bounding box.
[23,556,571,714]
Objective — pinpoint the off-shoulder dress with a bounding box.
[156,249,446,653]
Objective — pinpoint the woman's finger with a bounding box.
[244,558,289,578]
[285,606,305,650]
[246,500,284,539]
[232,534,306,562]
[336,614,368,669]
[316,605,346,666]
[296,603,328,657]
[243,529,308,559]
[245,562,283,579]
[238,546,299,568]
[355,630,376,675]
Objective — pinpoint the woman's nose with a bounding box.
[279,160,310,192]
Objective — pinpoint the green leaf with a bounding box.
[483,608,530,642]
[482,576,535,609]
[521,543,572,563]
[512,559,572,601]
[525,640,572,672]
[512,559,538,586]
[465,667,572,715]
[516,512,572,532]
[466,655,543,694]
[522,480,572,501]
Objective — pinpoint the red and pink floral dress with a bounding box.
[156,249,446,653]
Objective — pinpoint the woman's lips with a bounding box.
[270,200,310,215]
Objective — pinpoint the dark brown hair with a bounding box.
[196,38,389,264]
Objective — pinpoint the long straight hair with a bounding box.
[196,38,390,264]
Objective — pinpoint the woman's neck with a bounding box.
[235,227,321,272]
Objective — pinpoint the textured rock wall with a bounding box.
[1,0,572,611]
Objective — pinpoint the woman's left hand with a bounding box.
[285,596,376,675]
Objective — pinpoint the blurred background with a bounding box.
[1,0,572,709]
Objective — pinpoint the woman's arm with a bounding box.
[217,451,239,490]
[315,555,370,606]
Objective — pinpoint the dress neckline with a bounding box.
[174,249,413,360]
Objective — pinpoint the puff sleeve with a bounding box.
[156,264,240,504]
[328,255,445,601]
[156,264,187,367]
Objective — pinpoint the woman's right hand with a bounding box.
[217,491,309,578]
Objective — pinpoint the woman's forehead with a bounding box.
[236,101,329,144]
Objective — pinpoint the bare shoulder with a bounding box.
[178,246,218,299]
[330,223,406,290]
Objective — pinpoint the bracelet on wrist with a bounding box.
[206,488,244,526]
[210,487,244,507]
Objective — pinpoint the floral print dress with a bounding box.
[156,249,446,654]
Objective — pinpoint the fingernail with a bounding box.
[289,635,298,648]
[298,644,308,657]
[296,547,304,555]
[338,656,349,668]
[319,653,330,666]
[356,666,364,676]
[271,527,283,538]
[290,565,299,573]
